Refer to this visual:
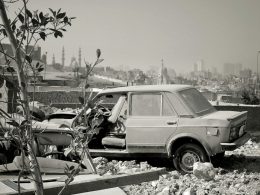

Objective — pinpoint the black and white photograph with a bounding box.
[0,0,259,194]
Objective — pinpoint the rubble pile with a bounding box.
[92,157,153,176]
[93,139,260,195]
[122,166,260,195]
[226,139,260,156]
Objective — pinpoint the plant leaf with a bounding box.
[37,67,44,72]
[1,29,7,36]
[96,49,101,58]
[18,14,24,23]
[7,120,20,127]
[49,8,56,17]
[57,12,66,19]
[25,9,32,18]
[25,55,32,63]
[39,12,44,21]
[54,31,63,38]
[39,32,46,40]
[63,16,68,23]
[11,23,16,31]
[32,18,39,27]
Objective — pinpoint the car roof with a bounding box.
[98,84,193,94]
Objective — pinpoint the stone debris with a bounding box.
[91,139,260,195]
[193,162,215,181]
[182,187,196,195]
[92,158,152,176]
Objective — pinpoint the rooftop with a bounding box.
[99,84,192,94]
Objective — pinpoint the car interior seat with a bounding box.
[102,95,127,148]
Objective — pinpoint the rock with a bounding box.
[92,157,108,165]
[151,181,158,187]
[140,161,150,170]
[170,170,180,179]
[170,183,179,193]
[182,187,196,195]
[157,186,170,195]
[193,162,215,181]
[217,167,228,175]
[256,187,260,195]
[161,174,171,179]
[196,187,206,195]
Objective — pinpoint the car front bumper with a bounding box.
[220,133,251,151]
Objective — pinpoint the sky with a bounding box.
[5,0,260,74]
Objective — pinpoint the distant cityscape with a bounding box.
[1,43,259,106]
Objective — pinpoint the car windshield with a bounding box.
[179,88,215,116]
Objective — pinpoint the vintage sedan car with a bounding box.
[82,84,250,173]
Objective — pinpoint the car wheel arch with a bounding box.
[166,134,213,158]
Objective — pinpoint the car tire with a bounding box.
[173,143,208,173]
[0,153,7,165]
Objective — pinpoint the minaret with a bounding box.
[78,47,81,67]
[52,54,55,65]
[62,46,65,66]
[158,59,164,84]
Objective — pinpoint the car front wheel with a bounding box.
[173,143,208,173]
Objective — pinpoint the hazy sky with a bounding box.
[6,0,260,74]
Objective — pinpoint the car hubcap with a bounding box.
[181,151,200,169]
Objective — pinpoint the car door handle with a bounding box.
[167,121,177,125]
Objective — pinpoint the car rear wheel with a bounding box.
[173,143,208,173]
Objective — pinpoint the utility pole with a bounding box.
[158,59,164,84]
[257,51,260,96]
[62,46,65,67]
[44,52,47,80]
[79,47,82,67]
[52,54,55,65]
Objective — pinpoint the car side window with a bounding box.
[131,93,161,116]
[162,95,175,116]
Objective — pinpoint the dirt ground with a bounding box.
[93,138,260,195]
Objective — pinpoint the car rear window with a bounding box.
[179,88,215,116]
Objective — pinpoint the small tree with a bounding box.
[59,50,104,195]
[241,89,260,105]
[0,0,74,194]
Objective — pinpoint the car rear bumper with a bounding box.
[220,133,251,151]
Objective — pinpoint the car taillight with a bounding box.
[229,126,239,141]
[229,122,246,141]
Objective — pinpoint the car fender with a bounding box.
[166,133,213,157]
